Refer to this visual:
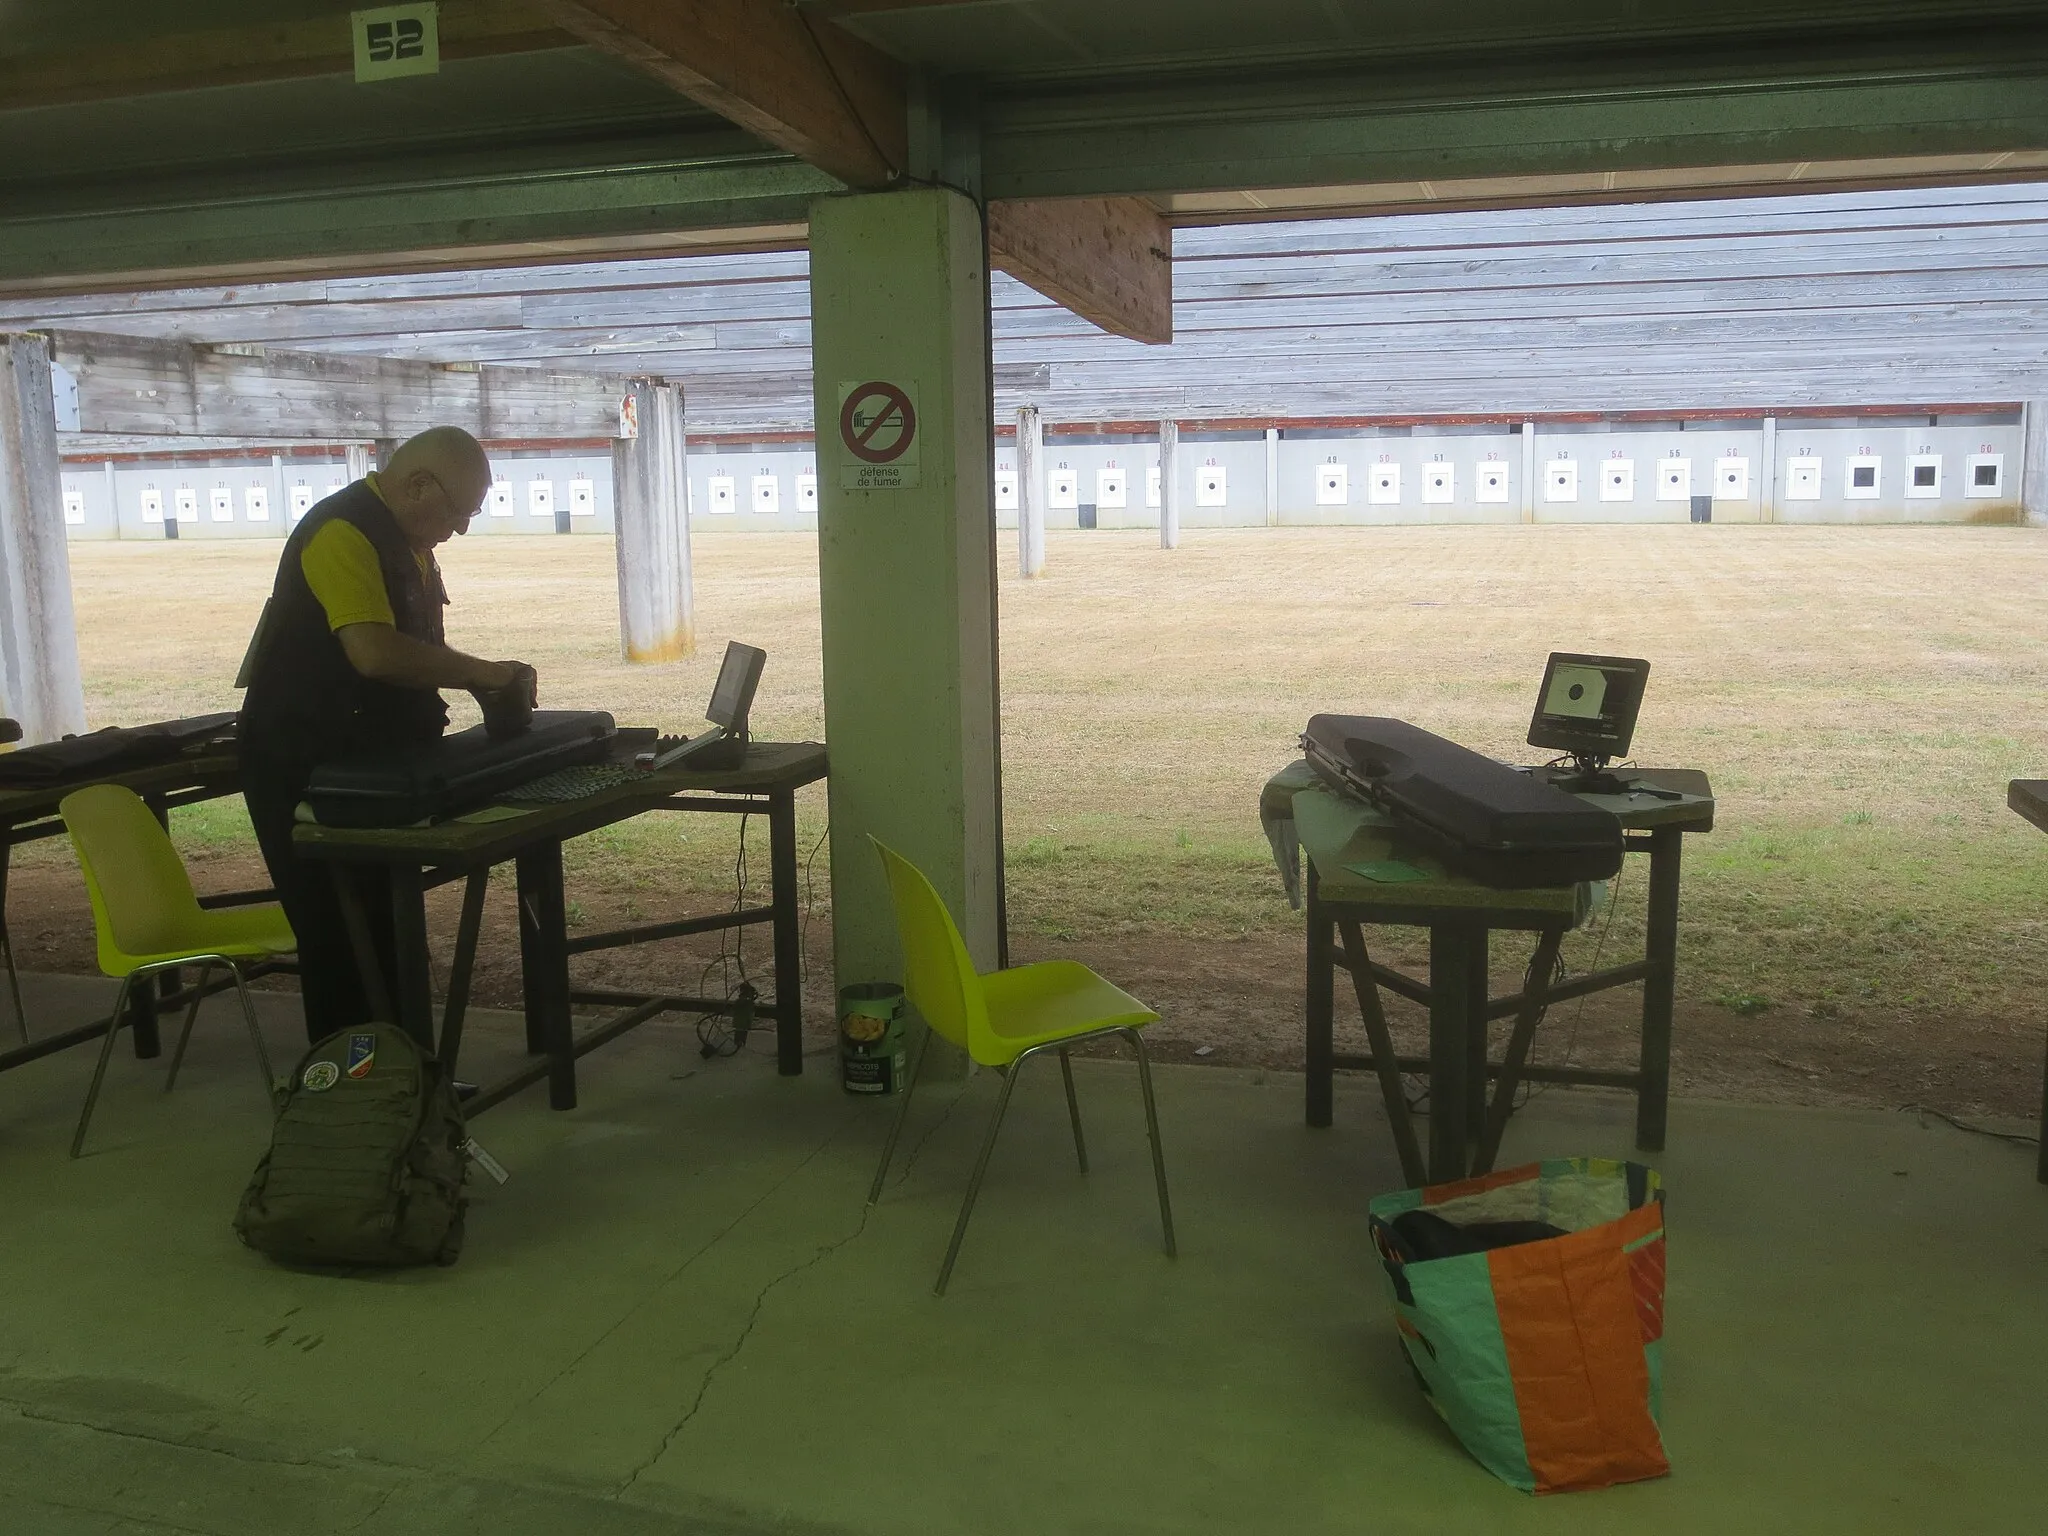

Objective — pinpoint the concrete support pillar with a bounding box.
[2024,402,2048,526]
[103,459,118,541]
[0,334,86,744]
[1520,420,1537,523]
[1761,416,1778,524]
[811,188,1001,990]
[346,443,372,483]
[612,378,694,662]
[1159,420,1180,548]
[1016,403,1044,578]
[1265,426,1279,526]
[373,437,398,472]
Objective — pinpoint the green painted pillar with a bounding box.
[810,188,1001,991]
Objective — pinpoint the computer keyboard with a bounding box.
[503,762,642,804]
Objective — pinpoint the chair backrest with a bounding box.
[60,784,204,970]
[870,838,991,1062]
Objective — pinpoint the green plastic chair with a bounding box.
[865,838,1175,1294]
[60,784,294,1158]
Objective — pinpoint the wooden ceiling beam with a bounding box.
[989,197,1173,344]
[0,1,571,111]
[543,0,909,188]
[546,2,1174,341]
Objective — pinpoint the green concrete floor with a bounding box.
[0,970,2044,1535]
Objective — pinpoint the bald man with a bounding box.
[240,427,534,1046]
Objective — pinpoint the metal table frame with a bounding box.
[0,750,282,1077]
[293,741,827,1117]
[1302,767,1713,1185]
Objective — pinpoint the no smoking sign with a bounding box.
[837,379,921,489]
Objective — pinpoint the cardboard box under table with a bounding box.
[1263,759,1713,1184]
[293,739,826,1115]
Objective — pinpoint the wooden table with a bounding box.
[0,747,270,1074]
[1268,760,1714,1184]
[292,740,828,1116]
[2000,778,2048,1182]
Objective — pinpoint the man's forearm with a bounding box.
[338,625,511,692]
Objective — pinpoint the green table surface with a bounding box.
[0,749,243,830]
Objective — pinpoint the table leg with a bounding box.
[1476,927,1566,1174]
[129,796,174,1059]
[516,842,575,1110]
[768,787,803,1076]
[2037,1017,2048,1185]
[1305,865,1334,1129]
[0,839,28,1043]
[1638,826,1683,1152]
[1337,917,1424,1186]
[1463,930,1489,1141]
[387,864,436,1052]
[1428,924,1475,1182]
[436,871,489,1073]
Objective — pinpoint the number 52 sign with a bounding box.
[353,4,440,82]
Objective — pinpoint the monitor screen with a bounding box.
[706,641,767,732]
[1526,652,1651,760]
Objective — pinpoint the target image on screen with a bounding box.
[1527,652,1651,761]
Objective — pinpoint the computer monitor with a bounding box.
[1527,652,1651,766]
[706,641,767,734]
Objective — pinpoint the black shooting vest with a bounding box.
[239,481,450,768]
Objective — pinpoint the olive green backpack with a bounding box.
[234,1024,469,1267]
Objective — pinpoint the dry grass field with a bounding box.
[16,523,2048,1118]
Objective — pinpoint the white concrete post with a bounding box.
[103,459,118,540]
[811,188,1000,989]
[1265,426,1279,526]
[1520,420,1537,523]
[1761,416,1778,524]
[1159,419,1180,548]
[345,443,372,483]
[2024,402,2048,526]
[0,334,87,744]
[612,378,695,662]
[1016,403,1045,577]
[373,437,398,473]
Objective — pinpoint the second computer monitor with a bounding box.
[1526,652,1650,763]
[707,641,767,734]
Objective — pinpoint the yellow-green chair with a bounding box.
[61,784,294,1158]
[865,838,1175,1294]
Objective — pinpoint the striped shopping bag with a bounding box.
[1368,1158,1669,1494]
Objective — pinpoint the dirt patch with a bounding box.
[22,525,2048,1126]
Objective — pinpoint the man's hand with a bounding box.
[474,661,537,705]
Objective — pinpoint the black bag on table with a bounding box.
[0,712,237,789]
[1301,714,1622,888]
[301,710,615,827]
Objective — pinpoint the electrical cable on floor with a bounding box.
[1899,1103,2040,1147]
[695,813,754,1059]
[1519,859,1627,1109]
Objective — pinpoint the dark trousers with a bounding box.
[243,755,398,1047]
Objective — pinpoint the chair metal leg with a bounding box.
[163,963,212,1093]
[1,925,28,1044]
[1123,1028,1177,1259]
[71,974,134,1159]
[226,962,280,1107]
[935,1060,1024,1297]
[1058,1048,1089,1174]
[867,1023,932,1207]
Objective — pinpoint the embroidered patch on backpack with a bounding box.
[301,1060,340,1093]
[345,1033,378,1079]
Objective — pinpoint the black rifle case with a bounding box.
[1301,715,1623,888]
[303,711,616,828]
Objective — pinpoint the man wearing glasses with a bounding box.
[239,426,535,1047]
